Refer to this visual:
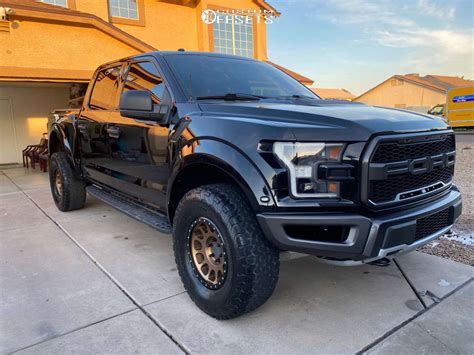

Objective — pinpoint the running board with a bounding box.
[86,185,171,234]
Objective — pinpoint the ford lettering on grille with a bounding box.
[369,151,455,180]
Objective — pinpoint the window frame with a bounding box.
[120,61,169,104]
[207,7,258,59]
[39,0,76,9]
[87,63,125,112]
[108,0,145,27]
[119,59,175,120]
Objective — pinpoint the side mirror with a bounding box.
[119,90,168,123]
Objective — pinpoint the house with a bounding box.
[310,88,354,101]
[353,74,474,112]
[0,0,313,165]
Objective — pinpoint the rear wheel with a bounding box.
[49,151,86,212]
[173,183,280,319]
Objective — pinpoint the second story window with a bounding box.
[109,0,139,20]
[40,0,68,7]
[213,14,254,58]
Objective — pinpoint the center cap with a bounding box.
[211,242,222,259]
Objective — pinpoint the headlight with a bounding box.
[273,142,344,198]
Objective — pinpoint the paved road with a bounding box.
[455,131,474,144]
[1,168,472,354]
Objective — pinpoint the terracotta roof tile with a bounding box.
[401,74,473,91]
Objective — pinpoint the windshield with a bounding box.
[165,54,320,101]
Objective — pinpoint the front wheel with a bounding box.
[173,183,280,319]
[49,151,86,212]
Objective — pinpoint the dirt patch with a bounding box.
[418,134,473,266]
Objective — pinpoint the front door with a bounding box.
[106,61,172,212]
[78,65,122,186]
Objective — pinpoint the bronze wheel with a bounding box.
[188,217,227,290]
[54,169,63,196]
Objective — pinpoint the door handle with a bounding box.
[106,126,120,139]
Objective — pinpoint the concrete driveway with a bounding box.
[1,167,472,354]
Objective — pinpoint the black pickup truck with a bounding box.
[48,52,462,319]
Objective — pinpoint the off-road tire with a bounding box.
[49,151,86,212]
[173,183,280,319]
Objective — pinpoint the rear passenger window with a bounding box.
[89,67,121,110]
[122,62,166,104]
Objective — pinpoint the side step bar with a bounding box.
[86,185,171,234]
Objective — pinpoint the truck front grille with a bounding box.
[369,166,454,203]
[415,208,451,240]
[372,135,455,163]
[364,132,456,207]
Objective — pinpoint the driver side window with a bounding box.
[122,61,170,106]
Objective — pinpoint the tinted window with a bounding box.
[89,67,121,110]
[122,62,166,104]
[165,55,318,100]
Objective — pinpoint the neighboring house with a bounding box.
[0,0,313,164]
[310,88,354,101]
[354,74,474,113]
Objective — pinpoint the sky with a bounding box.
[266,0,474,96]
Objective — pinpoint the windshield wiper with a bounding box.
[274,94,319,100]
[196,93,266,101]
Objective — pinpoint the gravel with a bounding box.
[417,133,474,266]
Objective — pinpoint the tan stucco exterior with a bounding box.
[0,0,274,83]
[354,78,446,112]
[0,0,287,164]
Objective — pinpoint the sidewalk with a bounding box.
[1,167,472,354]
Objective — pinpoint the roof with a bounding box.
[255,0,280,16]
[400,74,473,91]
[354,74,474,100]
[265,60,314,85]
[310,87,354,100]
[424,75,474,89]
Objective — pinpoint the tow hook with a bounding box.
[368,258,391,267]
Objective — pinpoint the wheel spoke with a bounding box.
[189,218,227,288]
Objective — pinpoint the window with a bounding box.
[165,55,318,100]
[122,62,167,105]
[213,14,254,58]
[40,0,68,7]
[390,79,403,86]
[109,0,139,20]
[89,67,121,110]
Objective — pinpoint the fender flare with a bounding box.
[49,122,75,167]
[168,138,276,212]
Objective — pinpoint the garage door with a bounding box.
[0,98,19,164]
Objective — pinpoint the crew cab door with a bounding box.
[78,64,123,185]
[106,60,172,211]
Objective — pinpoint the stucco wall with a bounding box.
[1,20,140,75]
[0,83,70,164]
[73,0,268,59]
[355,80,446,111]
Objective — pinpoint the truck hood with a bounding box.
[198,101,448,141]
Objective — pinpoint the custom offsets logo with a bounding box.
[201,9,275,25]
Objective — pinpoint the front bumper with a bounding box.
[257,187,462,264]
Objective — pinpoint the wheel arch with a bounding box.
[167,142,275,223]
[49,123,74,163]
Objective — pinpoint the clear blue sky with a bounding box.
[266,0,474,96]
